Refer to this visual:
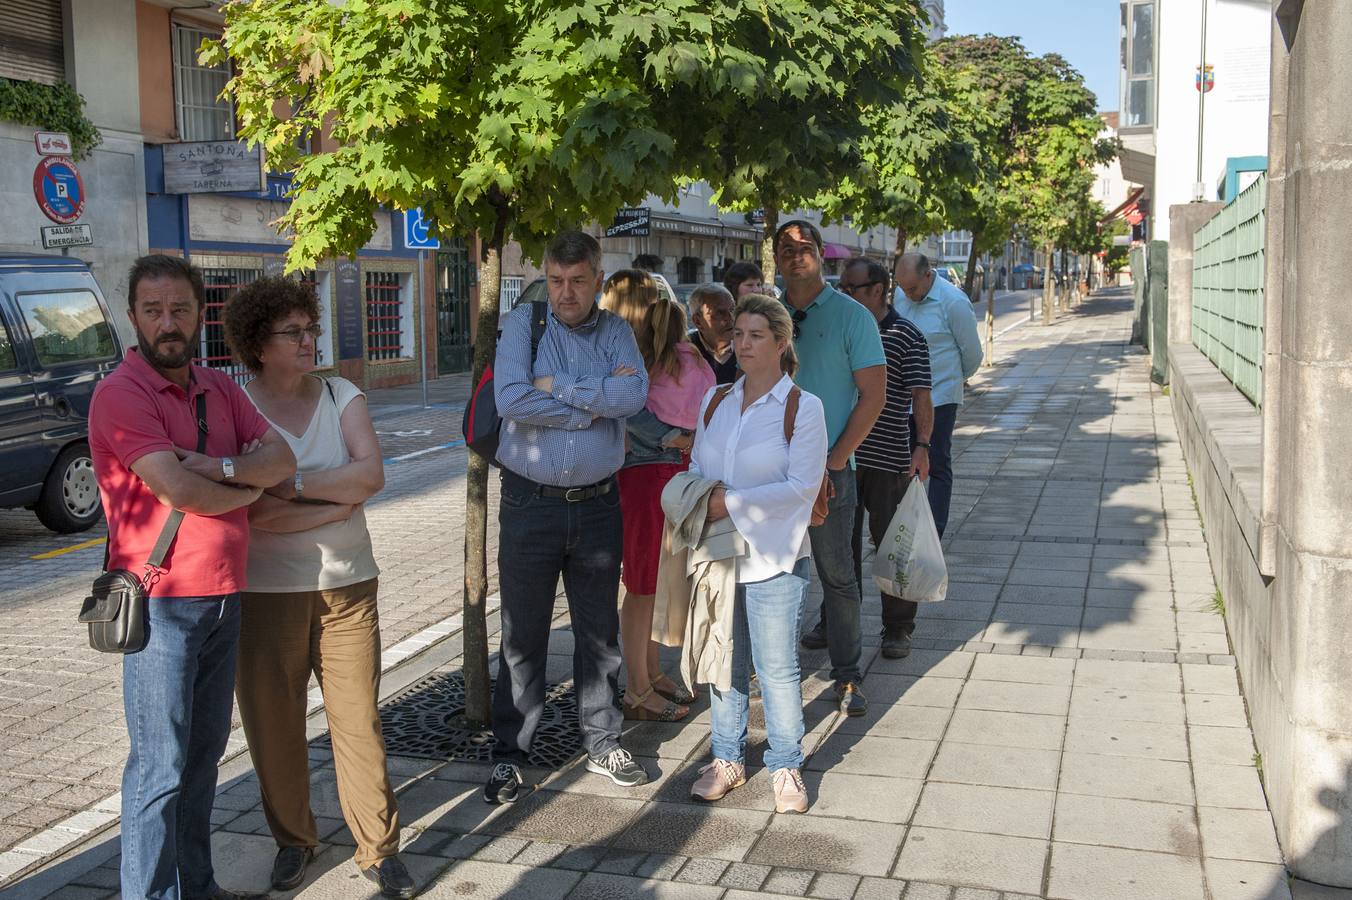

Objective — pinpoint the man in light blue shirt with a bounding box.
[895,252,983,537]
[777,220,887,718]
[487,231,650,805]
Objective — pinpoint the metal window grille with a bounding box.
[172,25,234,141]
[1192,173,1265,407]
[365,271,404,361]
[199,267,262,384]
[499,276,524,310]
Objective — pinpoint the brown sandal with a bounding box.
[623,685,688,722]
[652,674,698,705]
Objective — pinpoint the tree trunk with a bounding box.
[962,234,981,298]
[1042,243,1055,326]
[462,216,507,728]
[760,204,779,285]
[892,227,908,288]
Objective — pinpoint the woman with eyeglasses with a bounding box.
[221,277,415,899]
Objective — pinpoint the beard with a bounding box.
[137,323,201,371]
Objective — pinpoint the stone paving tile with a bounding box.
[929,741,1061,792]
[1057,751,1194,805]
[1062,715,1188,761]
[1047,841,1206,900]
[1052,793,1200,855]
[748,816,905,877]
[912,782,1054,840]
[1202,858,1294,900]
[1189,724,1258,766]
[958,679,1071,717]
[1193,762,1269,810]
[571,871,723,898]
[1198,807,1285,863]
[893,827,1046,895]
[942,709,1065,751]
[611,802,769,862]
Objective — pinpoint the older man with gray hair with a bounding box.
[687,282,738,384]
[894,251,983,539]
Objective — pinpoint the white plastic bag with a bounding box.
[873,477,948,602]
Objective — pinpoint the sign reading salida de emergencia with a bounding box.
[163,140,265,194]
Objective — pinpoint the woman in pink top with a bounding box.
[601,270,715,720]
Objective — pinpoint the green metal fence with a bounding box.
[1192,174,1266,406]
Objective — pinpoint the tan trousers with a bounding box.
[236,578,399,868]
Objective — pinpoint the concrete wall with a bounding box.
[1152,0,1271,240]
[1170,2,1352,886]
[1166,201,1224,345]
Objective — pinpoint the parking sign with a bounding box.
[403,208,440,250]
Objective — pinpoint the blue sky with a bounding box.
[944,0,1121,113]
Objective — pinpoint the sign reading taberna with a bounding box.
[606,207,651,238]
[162,140,265,194]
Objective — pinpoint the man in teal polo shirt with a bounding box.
[776,220,886,717]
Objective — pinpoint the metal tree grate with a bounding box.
[317,671,583,768]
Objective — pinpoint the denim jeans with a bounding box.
[121,594,241,900]
[493,470,624,762]
[808,466,862,684]
[710,558,811,772]
[853,467,918,634]
[911,403,958,537]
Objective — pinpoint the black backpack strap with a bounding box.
[529,301,548,365]
[144,393,209,571]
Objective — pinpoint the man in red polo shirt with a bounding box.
[90,255,295,900]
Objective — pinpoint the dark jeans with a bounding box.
[807,467,862,684]
[852,467,918,634]
[121,594,241,900]
[493,470,624,762]
[911,403,959,538]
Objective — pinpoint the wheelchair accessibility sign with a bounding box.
[33,157,86,225]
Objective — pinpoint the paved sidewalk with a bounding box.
[11,290,1310,899]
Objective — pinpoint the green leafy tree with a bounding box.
[656,0,928,281]
[211,0,928,725]
[815,57,990,273]
[932,36,1113,299]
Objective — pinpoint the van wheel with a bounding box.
[36,444,103,533]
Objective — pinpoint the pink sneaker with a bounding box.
[772,767,808,813]
[691,759,746,801]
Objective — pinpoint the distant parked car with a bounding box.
[0,254,124,532]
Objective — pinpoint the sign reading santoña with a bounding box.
[163,140,264,194]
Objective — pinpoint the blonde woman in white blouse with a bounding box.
[687,294,828,814]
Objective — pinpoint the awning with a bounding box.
[1102,186,1147,225]
[822,242,855,260]
[1118,146,1156,190]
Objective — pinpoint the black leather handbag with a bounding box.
[79,394,207,654]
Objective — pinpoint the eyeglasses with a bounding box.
[838,280,881,295]
[272,324,324,344]
[791,308,808,339]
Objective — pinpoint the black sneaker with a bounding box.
[270,845,313,891]
[800,622,828,650]
[484,761,524,804]
[361,855,417,899]
[205,888,269,900]
[880,628,912,659]
[834,680,868,717]
[585,747,649,787]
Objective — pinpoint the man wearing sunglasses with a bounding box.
[839,257,934,660]
[776,220,886,717]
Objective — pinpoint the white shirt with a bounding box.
[245,376,380,592]
[689,374,828,584]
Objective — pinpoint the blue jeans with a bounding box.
[710,558,811,772]
[808,467,863,684]
[911,403,958,538]
[121,595,241,900]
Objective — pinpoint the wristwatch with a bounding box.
[294,471,304,499]
[221,457,236,481]
[914,441,932,450]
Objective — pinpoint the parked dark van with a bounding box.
[0,254,123,533]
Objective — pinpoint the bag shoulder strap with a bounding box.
[324,376,337,405]
[702,384,735,429]
[529,301,548,365]
[144,392,209,571]
[783,386,801,444]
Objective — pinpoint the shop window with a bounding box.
[365,271,412,361]
[677,257,703,284]
[199,267,261,383]
[173,24,234,141]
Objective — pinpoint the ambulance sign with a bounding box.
[33,157,86,225]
